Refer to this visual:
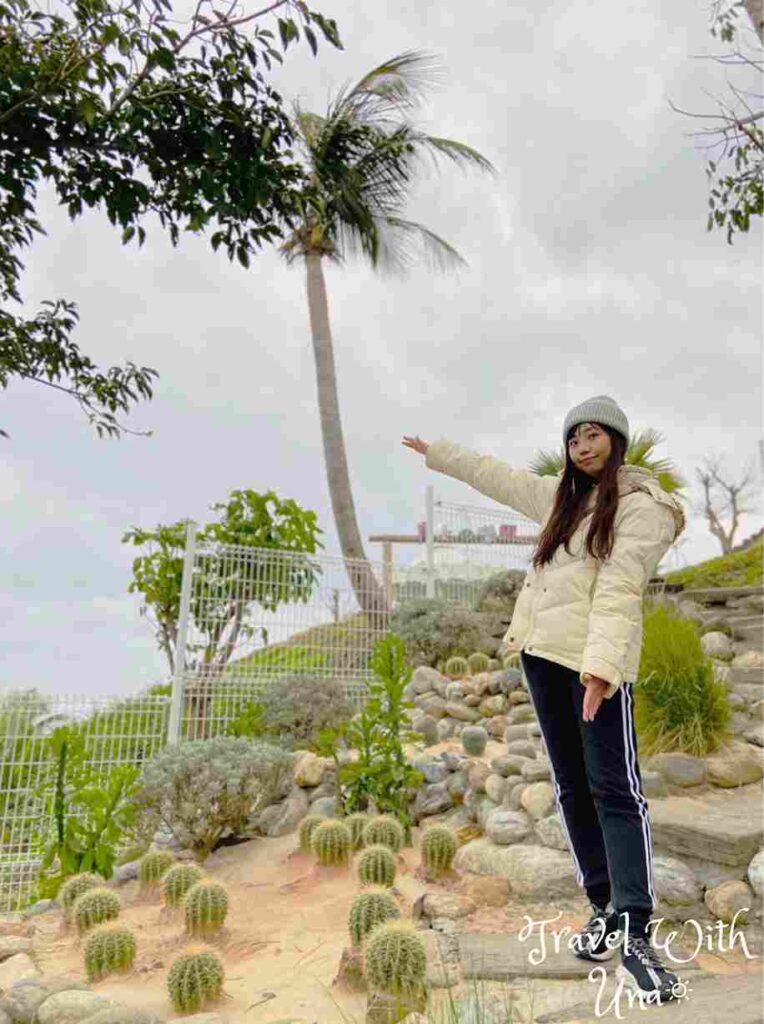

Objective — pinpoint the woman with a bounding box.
[402,394,688,1005]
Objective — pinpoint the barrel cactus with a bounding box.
[363,919,428,996]
[163,863,205,908]
[84,922,136,981]
[467,652,490,674]
[358,844,396,888]
[461,725,488,756]
[138,848,175,888]
[502,652,521,670]
[344,812,372,850]
[59,872,100,923]
[298,813,326,853]
[420,825,457,875]
[362,815,405,854]
[349,888,401,948]
[167,949,224,1014]
[73,887,121,935]
[445,656,468,678]
[311,819,352,866]
[184,879,229,937]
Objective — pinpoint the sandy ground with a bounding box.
[25,738,763,1023]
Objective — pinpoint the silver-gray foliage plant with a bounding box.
[133,737,295,860]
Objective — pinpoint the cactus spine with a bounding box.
[445,656,468,678]
[420,825,457,875]
[344,812,372,850]
[362,815,404,854]
[73,887,121,935]
[84,922,136,980]
[310,819,352,866]
[138,848,175,888]
[363,919,428,996]
[184,879,229,937]
[167,949,224,1013]
[348,888,400,948]
[298,813,326,853]
[503,652,521,670]
[467,652,490,674]
[59,872,100,923]
[461,725,488,756]
[163,863,205,908]
[358,844,396,888]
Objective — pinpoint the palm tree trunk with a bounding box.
[744,0,763,43]
[305,250,390,632]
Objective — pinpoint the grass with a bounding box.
[664,537,762,590]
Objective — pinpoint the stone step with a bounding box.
[648,784,763,867]
[532,970,763,1023]
[734,622,764,643]
[730,666,764,687]
[676,585,764,604]
[456,932,708,982]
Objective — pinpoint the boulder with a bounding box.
[704,879,754,924]
[519,782,556,820]
[484,809,532,846]
[453,839,578,898]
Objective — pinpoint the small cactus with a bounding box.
[344,812,372,850]
[163,863,205,909]
[420,825,457,875]
[358,844,396,888]
[167,949,224,1014]
[84,922,136,981]
[502,652,521,670]
[362,815,405,854]
[349,888,401,947]
[311,819,352,867]
[487,658,502,671]
[363,919,428,996]
[445,656,468,678]
[467,652,490,674]
[73,887,121,935]
[298,813,326,853]
[138,848,175,888]
[59,872,101,922]
[184,879,229,937]
[461,725,488,756]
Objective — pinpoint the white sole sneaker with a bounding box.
[614,963,679,1004]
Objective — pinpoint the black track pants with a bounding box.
[520,651,656,936]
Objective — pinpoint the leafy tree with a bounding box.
[0,0,342,438]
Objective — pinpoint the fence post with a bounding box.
[167,519,197,745]
[425,484,435,599]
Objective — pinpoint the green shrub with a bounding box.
[84,922,136,980]
[73,887,121,935]
[664,537,762,590]
[167,950,224,1014]
[184,879,229,937]
[363,919,427,996]
[132,737,294,862]
[471,570,526,614]
[349,888,400,947]
[311,820,352,866]
[163,863,205,908]
[362,815,405,854]
[138,849,175,888]
[420,826,457,875]
[388,599,487,667]
[256,674,354,751]
[358,845,396,888]
[635,602,732,757]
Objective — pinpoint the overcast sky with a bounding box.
[2,0,762,700]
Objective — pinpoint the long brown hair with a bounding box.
[531,423,628,569]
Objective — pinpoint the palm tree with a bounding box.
[277,50,497,623]
[528,426,688,495]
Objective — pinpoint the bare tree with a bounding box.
[693,456,760,553]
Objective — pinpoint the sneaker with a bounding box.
[571,902,621,961]
[616,932,685,1004]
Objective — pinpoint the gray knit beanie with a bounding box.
[562,395,629,450]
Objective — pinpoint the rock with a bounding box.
[20,902,55,920]
[82,1011,162,1024]
[308,796,338,817]
[484,809,532,845]
[503,725,532,742]
[334,945,366,991]
[445,702,482,723]
[533,813,568,851]
[702,631,735,660]
[411,667,445,694]
[649,787,763,866]
[436,718,456,741]
[0,955,39,994]
[653,855,703,906]
[504,740,536,759]
[0,940,32,964]
[411,714,439,746]
[505,783,528,812]
[462,875,510,907]
[704,879,754,924]
[507,691,531,706]
[506,705,535,725]
[0,978,89,1023]
[441,752,469,772]
[308,781,337,803]
[453,839,578,898]
[643,752,706,787]
[366,990,427,1024]
[743,723,764,747]
[419,696,447,720]
[294,752,327,788]
[36,991,120,1024]
[255,787,310,836]
[489,755,526,777]
[704,741,763,787]
[421,894,476,920]
[734,649,764,669]
[412,783,454,822]
[463,695,481,708]
[475,796,501,830]
[466,763,491,793]
[445,683,464,701]
[485,716,509,740]
[411,758,448,785]
[445,771,468,802]
[747,849,764,896]
[478,696,506,717]
[483,774,507,804]
[640,771,668,798]
[113,861,141,885]
[521,758,551,782]
[519,782,555,820]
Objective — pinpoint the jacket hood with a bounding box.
[557,464,687,540]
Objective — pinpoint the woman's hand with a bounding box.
[402,435,429,455]
[582,673,609,722]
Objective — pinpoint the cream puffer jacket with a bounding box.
[424,439,687,701]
